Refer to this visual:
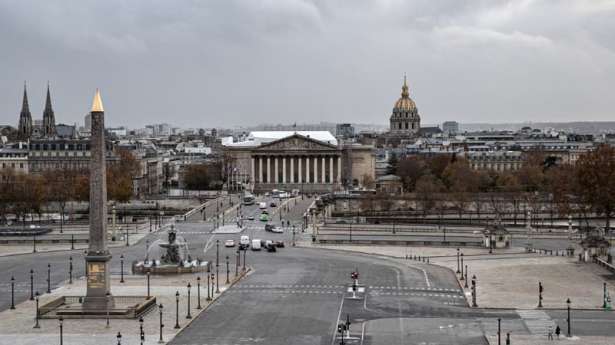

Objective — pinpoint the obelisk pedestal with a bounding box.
[83,89,114,310]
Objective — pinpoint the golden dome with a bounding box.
[393,76,417,111]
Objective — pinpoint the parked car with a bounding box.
[251,239,261,251]
[224,239,235,247]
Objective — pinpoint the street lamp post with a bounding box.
[158,304,164,343]
[206,266,211,301]
[242,247,247,271]
[47,263,51,293]
[33,291,40,328]
[497,318,501,345]
[566,298,572,337]
[116,332,122,345]
[226,256,230,284]
[29,269,34,300]
[538,282,543,308]
[186,283,192,319]
[211,273,215,297]
[471,275,478,307]
[10,276,15,309]
[460,254,464,280]
[147,272,151,298]
[216,240,220,293]
[235,249,240,277]
[196,276,202,309]
[120,255,125,283]
[456,248,460,274]
[125,225,129,247]
[105,292,111,328]
[464,265,469,288]
[69,256,73,284]
[174,291,180,329]
[139,317,145,345]
[33,234,37,253]
[59,317,64,345]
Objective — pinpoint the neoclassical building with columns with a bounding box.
[223,131,375,193]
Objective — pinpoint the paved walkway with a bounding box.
[300,242,614,310]
[0,266,248,345]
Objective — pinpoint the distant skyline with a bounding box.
[1,1,614,128]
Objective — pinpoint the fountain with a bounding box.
[133,225,208,274]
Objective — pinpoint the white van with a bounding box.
[259,202,267,209]
[251,239,262,251]
[240,235,250,249]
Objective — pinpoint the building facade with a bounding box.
[224,132,375,193]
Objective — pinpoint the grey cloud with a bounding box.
[0,0,614,128]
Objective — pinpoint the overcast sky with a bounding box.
[1,0,614,129]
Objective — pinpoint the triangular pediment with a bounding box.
[256,134,337,151]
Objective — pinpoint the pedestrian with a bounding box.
[555,325,560,339]
[547,325,553,340]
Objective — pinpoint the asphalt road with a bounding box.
[2,194,614,344]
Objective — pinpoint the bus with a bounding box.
[243,193,255,206]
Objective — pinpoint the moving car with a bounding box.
[247,215,255,221]
[224,239,235,247]
[265,223,274,232]
[270,202,277,207]
[265,240,276,252]
[239,235,250,249]
[274,240,285,248]
[271,226,283,233]
[259,212,269,222]
[251,239,262,251]
[259,202,267,209]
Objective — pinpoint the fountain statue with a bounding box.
[133,224,208,274]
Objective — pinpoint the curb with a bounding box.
[174,267,252,333]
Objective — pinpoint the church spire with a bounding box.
[21,82,30,114]
[42,81,56,137]
[44,81,53,112]
[17,81,33,140]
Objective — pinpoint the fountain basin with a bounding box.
[132,259,209,275]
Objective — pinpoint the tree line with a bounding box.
[0,149,139,226]
[384,145,615,229]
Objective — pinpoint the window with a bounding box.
[19,163,23,169]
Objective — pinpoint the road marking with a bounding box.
[331,294,345,345]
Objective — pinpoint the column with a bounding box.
[267,157,271,183]
[313,156,318,183]
[251,157,255,184]
[297,157,303,183]
[337,156,341,184]
[274,157,279,183]
[259,157,263,183]
[282,157,286,183]
[290,157,294,183]
[321,156,326,184]
[329,156,334,184]
[306,156,310,183]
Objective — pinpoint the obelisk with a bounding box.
[83,89,114,309]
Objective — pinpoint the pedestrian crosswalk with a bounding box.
[517,309,555,335]
[229,283,464,304]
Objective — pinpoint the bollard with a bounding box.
[30,269,34,300]
[506,332,510,345]
[158,304,164,343]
